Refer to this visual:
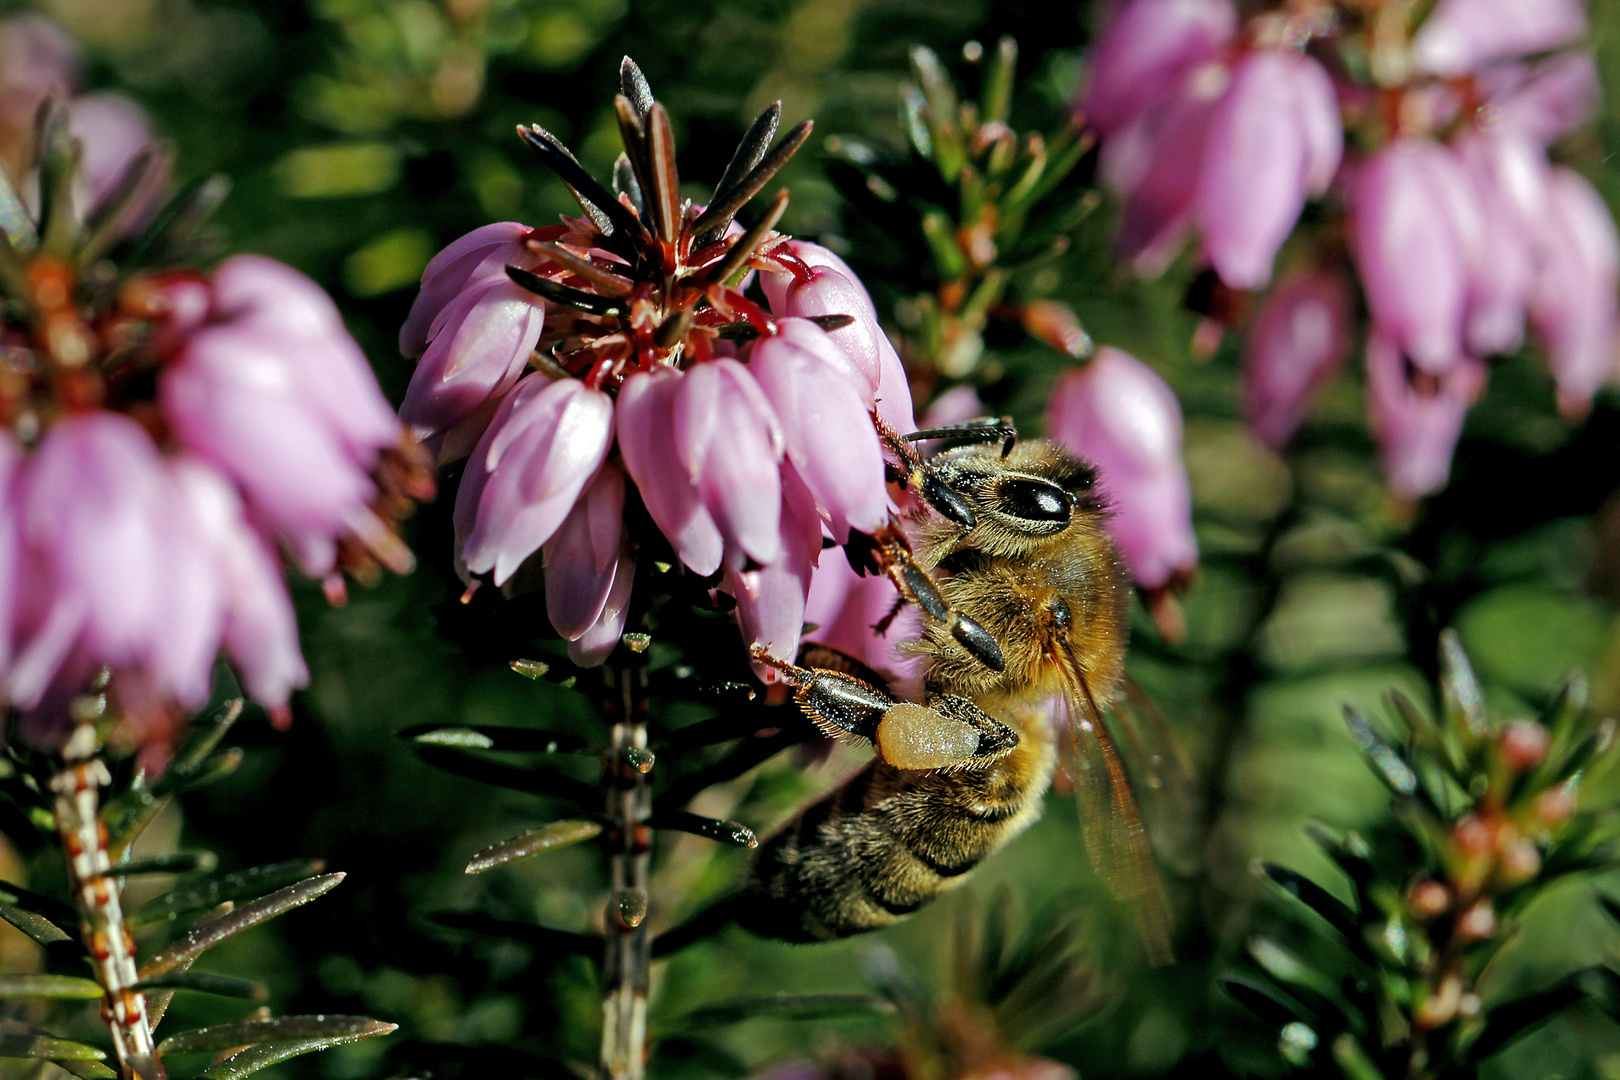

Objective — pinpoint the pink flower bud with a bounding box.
[749,321,887,542]
[1486,52,1601,146]
[543,462,627,642]
[11,414,167,705]
[1101,70,1221,276]
[1412,0,1586,77]
[1079,0,1238,135]
[400,222,533,358]
[1529,167,1619,417]
[1196,51,1341,289]
[1045,347,1196,590]
[1364,332,1485,500]
[762,243,883,395]
[675,358,785,569]
[1350,141,1481,375]
[1241,267,1354,448]
[1453,131,1548,357]
[729,464,823,676]
[616,367,724,576]
[457,373,614,585]
[1499,720,1551,771]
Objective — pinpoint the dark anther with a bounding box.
[805,314,856,331]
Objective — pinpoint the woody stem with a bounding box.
[598,647,652,1080]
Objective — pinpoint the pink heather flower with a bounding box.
[803,552,920,687]
[748,319,887,543]
[1079,0,1237,136]
[1100,70,1221,275]
[761,239,916,434]
[456,373,614,585]
[1349,140,1482,375]
[162,260,403,579]
[1241,267,1354,448]
[1045,347,1197,590]
[543,462,635,667]
[728,464,824,673]
[1365,333,1486,500]
[616,367,724,578]
[1197,50,1342,290]
[1487,53,1601,147]
[399,222,545,464]
[1529,167,1620,417]
[0,14,75,162]
[1411,0,1586,77]
[1453,131,1546,357]
[67,92,159,219]
[11,414,168,706]
[675,357,786,569]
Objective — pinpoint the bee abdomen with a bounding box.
[738,743,1051,942]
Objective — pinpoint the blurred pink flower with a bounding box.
[1365,333,1486,500]
[0,14,75,168]
[1045,347,1196,590]
[1349,140,1479,375]
[1529,167,1620,417]
[1487,53,1601,146]
[1411,0,1586,77]
[67,92,159,220]
[1241,267,1354,448]
[1197,50,1341,289]
[1079,0,1236,136]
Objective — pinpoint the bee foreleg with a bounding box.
[883,545,1005,672]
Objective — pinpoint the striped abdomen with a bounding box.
[738,729,1054,942]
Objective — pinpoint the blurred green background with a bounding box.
[7,0,1620,1077]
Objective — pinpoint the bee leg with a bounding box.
[903,416,1019,458]
[875,413,979,528]
[751,647,893,744]
[883,544,1005,672]
[875,694,1018,771]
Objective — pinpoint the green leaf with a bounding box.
[1222,979,1311,1029]
[673,994,895,1030]
[54,1060,118,1079]
[426,911,597,957]
[0,901,74,947]
[1460,971,1593,1064]
[0,880,81,934]
[980,36,1016,125]
[198,1025,397,1080]
[115,851,219,878]
[396,724,589,754]
[0,1021,106,1061]
[1259,864,1362,948]
[1439,628,1488,741]
[129,858,325,927]
[650,812,757,848]
[412,746,598,805]
[1345,705,1418,795]
[132,972,268,1001]
[1247,937,1343,1012]
[0,974,102,999]
[139,873,344,978]
[159,1015,395,1056]
[464,820,603,873]
[1330,1033,1383,1080]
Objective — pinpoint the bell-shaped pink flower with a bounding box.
[401,222,534,357]
[1530,167,1620,417]
[11,413,167,706]
[1454,131,1547,357]
[153,460,232,706]
[163,318,377,577]
[1241,267,1354,448]
[674,358,785,569]
[0,432,21,679]
[729,464,823,676]
[68,92,159,219]
[1365,333,1486,499]
[1349,140,1481,375]
[543,462,627,642]
[1487,52,1601,147]
[1197,50,1342,289]
[616,367,724,576]
[566,542,634,667]
[1045,347,1196,590]
[457,373,614,585]
[1101,68,1222,276]
[803,553,920,689]
[748,320,887,542]
[214,498,307,709]
[1411,0,1586,77]
[1080,0,1237,135]
[207,255,400,463]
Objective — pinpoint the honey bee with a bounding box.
[738,421,1174,963]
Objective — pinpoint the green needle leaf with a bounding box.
[0,974,103,1000]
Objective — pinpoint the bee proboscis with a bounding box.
[737,420,1175,963]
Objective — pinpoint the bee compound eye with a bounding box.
[997,478,1071,525]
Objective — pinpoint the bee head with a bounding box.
[932,440,1104,544]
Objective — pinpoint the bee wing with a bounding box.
[1054,645,1175,966]
[1104,674,1200,877]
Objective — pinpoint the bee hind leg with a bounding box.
[750,648,1016,771]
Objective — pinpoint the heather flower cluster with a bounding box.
[1081,0,1617,499]
[0,40,427,759]
[400,61,909,670]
